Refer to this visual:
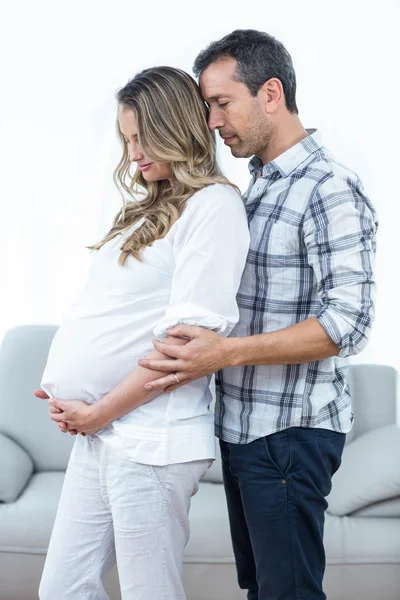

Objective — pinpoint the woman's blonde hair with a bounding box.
[90,66,236,264]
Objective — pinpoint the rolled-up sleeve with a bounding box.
[153,184,250,340]
[303,175,378,357]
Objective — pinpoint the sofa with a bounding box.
[0,324,399,600]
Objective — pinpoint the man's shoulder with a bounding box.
[301,148,377,223]
[256,147,373,223]
[303,147,364,195]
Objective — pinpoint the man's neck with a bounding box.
[258,115,309,165]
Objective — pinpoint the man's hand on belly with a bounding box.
[138,326,229,391]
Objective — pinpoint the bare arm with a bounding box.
[224,317,338,367]
[94,335,188,424]
[138,317,338,391]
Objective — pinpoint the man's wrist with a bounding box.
[222,335,269,368]
[221,336,247,368]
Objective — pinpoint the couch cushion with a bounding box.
[352,497,400,518]
[2,472,399,568]
[0,472,64,552]
[327,424,400,517]
[0,433,34,503]
[0,472,235,564]
[0,325,75,472]
[345,364,398,439]
[324,513,400,564]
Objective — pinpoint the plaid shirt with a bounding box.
[216,130,378,444]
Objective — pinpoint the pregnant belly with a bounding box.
[41,317,152,403]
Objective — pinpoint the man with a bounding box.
[140,29,377,600]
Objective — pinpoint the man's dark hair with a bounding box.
[193,29,298,114]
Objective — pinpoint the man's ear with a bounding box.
[259,78,284,114]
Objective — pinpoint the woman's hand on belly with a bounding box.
[34,389,108,435]
[48,397,107,434]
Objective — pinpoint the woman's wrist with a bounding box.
[90,400,113,429]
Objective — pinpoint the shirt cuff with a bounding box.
[317,304,370,358]
[153,303,229,341]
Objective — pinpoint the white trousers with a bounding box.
[39,434,211,600]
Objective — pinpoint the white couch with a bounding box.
[0,325,399,600]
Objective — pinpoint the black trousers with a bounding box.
[220,427,345,600]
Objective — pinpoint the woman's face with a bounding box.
[118,106,173,183]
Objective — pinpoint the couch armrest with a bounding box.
[0,433,34,502]
[327,424,400,517]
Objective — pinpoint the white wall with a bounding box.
[1,0,399,370]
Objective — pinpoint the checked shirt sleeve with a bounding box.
[303,175,378,358]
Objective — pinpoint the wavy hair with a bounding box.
[90,66,236,264]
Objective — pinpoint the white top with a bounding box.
[41,184,250,465]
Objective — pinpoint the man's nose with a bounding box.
[208,108,225,132]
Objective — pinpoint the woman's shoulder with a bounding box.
[186,183,244,214]
[168,183,247,244]
[192,182,241,200]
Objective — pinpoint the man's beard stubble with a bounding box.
[230,127,273,160]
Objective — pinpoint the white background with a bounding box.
[0,0,399,372]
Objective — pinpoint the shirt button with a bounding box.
[281,479,286,485]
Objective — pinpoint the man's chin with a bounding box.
[230,145,253,159]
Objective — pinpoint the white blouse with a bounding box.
[41,183,250,465]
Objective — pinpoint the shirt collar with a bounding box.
[248,129,323,179]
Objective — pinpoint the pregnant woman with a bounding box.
[36,66,249,599]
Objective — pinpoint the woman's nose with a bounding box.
[129,147,144,163]
[127,140,144,163]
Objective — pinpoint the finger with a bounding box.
[145,374,184,391]
[166,325,203,339]
[163,381,187,392]
[51,413,69,423]
[34,389,50,399]
[152,339,186,358]
[48,398,65,411]
[139,357,181,372]
[50,406,63,414]
[59,422,68,432]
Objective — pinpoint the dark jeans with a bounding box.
[220,427,345,600]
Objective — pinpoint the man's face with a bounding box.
[199,57,272,160]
